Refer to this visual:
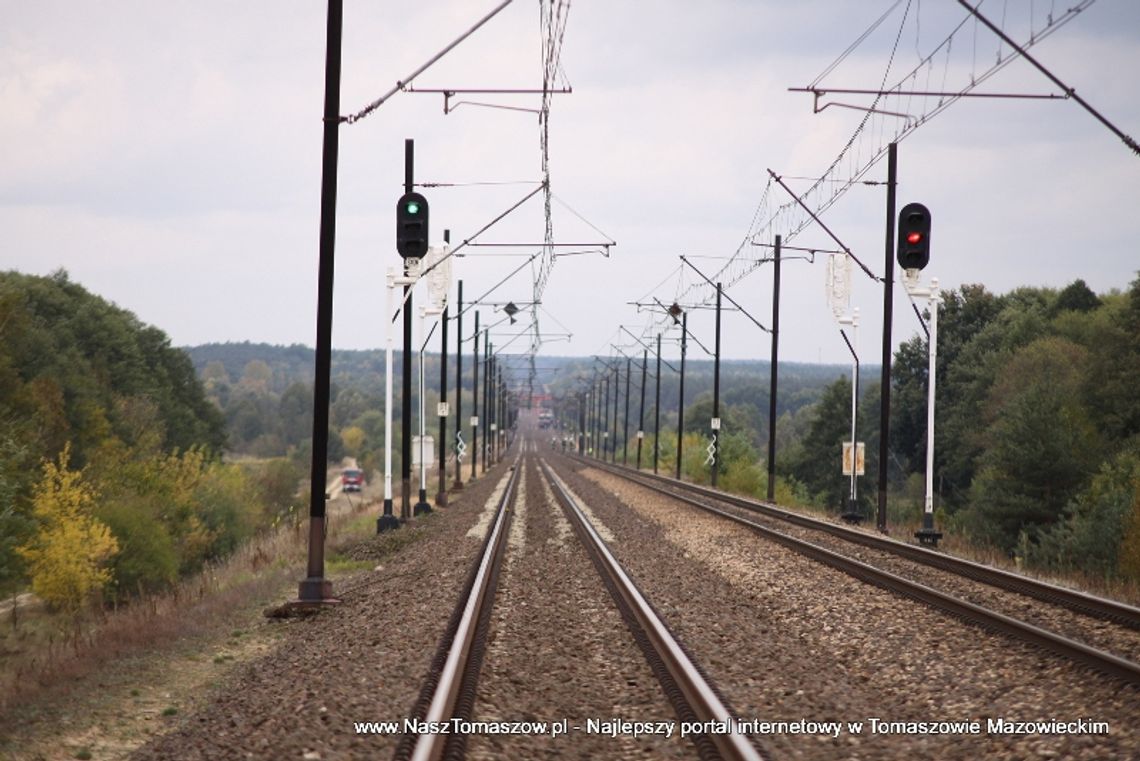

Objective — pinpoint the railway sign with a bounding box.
[826,252,851,321]
[842,442,865,476]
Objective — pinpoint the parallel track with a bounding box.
[573,454,1140,686]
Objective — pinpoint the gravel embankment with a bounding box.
[130,456,518,761]
[468,456,694,760]
[671,482,1140,664]
[550,454,1140,761]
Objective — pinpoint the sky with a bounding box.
[3,0,1139,370]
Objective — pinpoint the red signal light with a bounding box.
[906,232,923,245]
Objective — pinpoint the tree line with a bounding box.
[0,271,303,613]
[552,277,1140,583]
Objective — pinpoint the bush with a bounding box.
[97,495,179,598]
[18,446,118,615]
[1030,445,1140,579]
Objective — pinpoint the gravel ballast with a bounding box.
[131,458,518,761]
[553,455,1140,761]
[467,456,692,759]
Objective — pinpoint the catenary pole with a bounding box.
[676,311,688,480]
[298,0,343,603]
[471,311,480,480]
[453,279,464,489]
[401,139,414,521]
[767,235,781,501]
[711,283,722,487]
[436,232,450,506]
[636,349,647,470]
[623,357,632,465]
[877,143,897,532]
[654,334,662,474]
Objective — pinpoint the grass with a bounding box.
[0,488,384,718]
[0,478,468,759]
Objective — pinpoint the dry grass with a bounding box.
[0,492,379,719]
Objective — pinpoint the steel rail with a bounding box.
[573,456,1140,686]
[539,458,768,761]
[400,458,521,761]
[580,455,1140,631]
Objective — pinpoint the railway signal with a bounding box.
[896,202,931,271]
[396,191,430,259]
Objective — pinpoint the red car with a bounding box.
[341,468,364,492]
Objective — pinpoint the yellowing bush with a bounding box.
[18,446,118,614]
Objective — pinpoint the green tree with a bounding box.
[1051,278,1100,315]
[279,381,314,446]
[1031,445,1140,578]
[786,376,855,510]
[341,426,366,457]
[968,337,1100,550]
[0,433,33,600]
[1082,275,1140,443]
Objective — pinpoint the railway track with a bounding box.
[395,446,767,761]
[570,453,1140,687]
[394,454,522,761]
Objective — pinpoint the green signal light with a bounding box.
[406,201,420,214]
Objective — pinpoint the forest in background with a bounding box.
[3,269,1138,618]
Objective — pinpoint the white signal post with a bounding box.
[903,270,943,546]
[379,267,416,531]
[838,307,860,520]
[415,245,451,517]
[379,255,433,532]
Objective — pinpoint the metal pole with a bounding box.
[578,391,585,455]
[636,349,647,471]
[378,271,400,532]
[924,284,939,524]
[490,357,498,463]
[917,278,943,546]
[298,0,343,603]
[877,142,897,533]
[589,378,596,457]
[415,309,431,515]
[401,139,414,521]
[482,340,491,472]
[603,374,611,461]
[767,235,781,502]
[597,374,604,459]
[437,232,450,505]
[496,378,502,459]
[453,279,464,489]
[471,311,479,480]
[844,313,860,519]
[677,312,687,480]
[711,283,722,487]
[654,334,662,474]
[852,311,859,510]
[623,357,631,466]
[610,364,620,464]
[493,359,499,463]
